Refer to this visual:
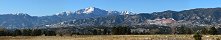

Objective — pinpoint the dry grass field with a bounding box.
[0,35,220,40]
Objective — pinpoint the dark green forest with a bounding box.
[0,25,220,36]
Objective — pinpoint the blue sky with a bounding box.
[0,0,221,16]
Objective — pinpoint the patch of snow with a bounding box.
[83,7,95,14]
[120,11,133,15]
[45,25,50,27]
[56,11,73,16]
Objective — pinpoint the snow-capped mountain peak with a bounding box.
[56,7,111,16]
[83,7,95,14]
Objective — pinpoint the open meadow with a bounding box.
[0,35,220,40]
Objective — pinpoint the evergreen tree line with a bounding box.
[0,26,220,36]
[0,29,56,36]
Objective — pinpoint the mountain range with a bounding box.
[0,7,132,28]
[1,7,221,28]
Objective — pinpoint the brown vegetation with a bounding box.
[0,35,220,40]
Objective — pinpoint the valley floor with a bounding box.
[0,35,220,40]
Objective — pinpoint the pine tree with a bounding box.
[22,29,32,36]
[111,27,118,35]
[0,28,5,36]
[208,27,217,35]
[103,28,108,35]
[177,26,185,34]
[32,29,43,36]
[185,27,193,34]
[201,27,208,35]
[13,29,22,36]
[44,30,56,36]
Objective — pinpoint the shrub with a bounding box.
[193,31,202,40]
